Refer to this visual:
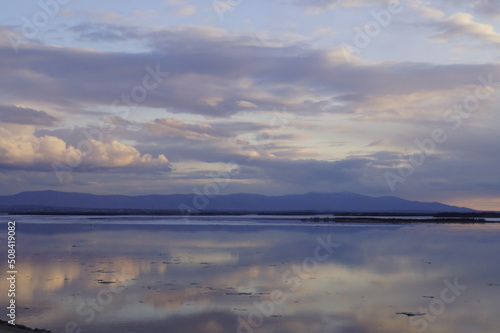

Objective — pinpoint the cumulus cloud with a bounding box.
[84,140,169,169]
[0,127,170,172]
[433,12,500,44]
[0,130,73,168]
[0,105,59,126]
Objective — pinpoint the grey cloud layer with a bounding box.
[1,25,499,118]
[294,0,500,17]
[1,20,499,201]
[0,105,59,126]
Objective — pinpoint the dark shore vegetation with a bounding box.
[302,217,490,224]
[3,205,500,223]
[0,320,51,332]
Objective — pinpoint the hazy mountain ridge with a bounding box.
[0,191,474,213]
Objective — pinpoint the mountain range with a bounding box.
[0,191,474,213]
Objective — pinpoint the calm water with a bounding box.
[2,216,500,333]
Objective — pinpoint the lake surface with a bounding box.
[2,216,500,333]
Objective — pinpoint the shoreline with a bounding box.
[4,210,500,218]
[302,217,491,224]
[0,321,51,333]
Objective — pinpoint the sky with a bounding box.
[0,0,499,210]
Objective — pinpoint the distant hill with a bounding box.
[0,191,474,213]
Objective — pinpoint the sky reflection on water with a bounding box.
[2,219,500,333]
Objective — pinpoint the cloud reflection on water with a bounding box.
[3,222,500,333]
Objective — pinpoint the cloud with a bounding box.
[293,0,392,14]
[1,24,498,121]
[174,5,197,17]
[0,126,170,172]
[472,0,500,17]
[67,23,143,42]
[84,139,169,169]
[144,118,232,141]
[440,0,500,18]
[433,12,500,44]
[37,117,287,166]
[313,27,337,36]
[367,139,391,147]
[296,0,500,18]
[0,105,59,126]
[244,157,370,185]
[1,20,499,203]
[344,85,496,124]
[236,101,258,108]
[407,0,445,19]
[167,0,197,17]
[58,9,158,26]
